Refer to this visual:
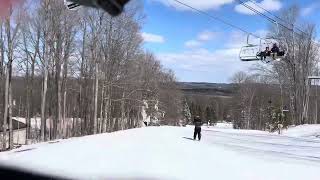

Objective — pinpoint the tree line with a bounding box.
[0,0,182,150]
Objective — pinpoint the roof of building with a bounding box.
[0,118,26,132]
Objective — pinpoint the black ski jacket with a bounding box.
[193,117,203,128]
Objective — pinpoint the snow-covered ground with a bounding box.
[1,124,320,180]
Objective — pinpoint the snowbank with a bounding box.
[282,124,320,138]
[214,122,233,129]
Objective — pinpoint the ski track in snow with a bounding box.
[204,129,320,163]
[0,126,320,180]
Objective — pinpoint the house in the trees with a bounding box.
[0,118,27,150]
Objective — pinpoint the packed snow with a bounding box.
[0,124,320,180]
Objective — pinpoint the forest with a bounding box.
[0,0,182,150]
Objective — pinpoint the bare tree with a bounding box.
[1,4,21,149]
[0,0,183,150]
[269,6,319,125]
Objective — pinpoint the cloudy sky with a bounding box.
[140,0,320,83]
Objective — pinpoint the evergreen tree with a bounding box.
[182,101,192,125]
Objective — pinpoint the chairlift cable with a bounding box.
[171,0,266,40]
[246,0,309,36]
[170,0,278,62]
[238,0,276,24]
[237,0,320,46]
[246,0,289,24]
[237,0,293,33]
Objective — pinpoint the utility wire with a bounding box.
[171,0,265,40]
[172,0,319,47]
[238,0,320,46]
[246,0,308,36]
[247,0,288,25]
[237,0,294,32]
[238,0,276,24]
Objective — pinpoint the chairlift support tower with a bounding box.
[308,76,320,124]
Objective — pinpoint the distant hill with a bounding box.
[177,82,236,97]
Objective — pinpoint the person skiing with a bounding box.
[193,116,202,141]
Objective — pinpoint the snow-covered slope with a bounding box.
[1,126,320,180]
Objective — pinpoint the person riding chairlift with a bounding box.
[260,46,270,60]
[271,43,280,60]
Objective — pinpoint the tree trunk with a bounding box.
[25,61,31,144]
[99,84,105,133]
[107,85,112,132]
[63,89,67,138]
[121,91,125,130]
[8,66,13,149]
[103,84,110,133]
[2,67,9,149]
[0,22,4,76]
[28,56,35,140]
[93,60,99,134]
[55,36,63,139]
[41,68,48,142]
[78,84,83,135]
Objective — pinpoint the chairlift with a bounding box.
[64,0,81,10]
[239,22,288,63]
[239,44,261,61]
[259,38,288,62]
[239,34,261,61]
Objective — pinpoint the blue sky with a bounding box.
[139,0,320,83]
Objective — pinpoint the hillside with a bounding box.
[177,82,236,97]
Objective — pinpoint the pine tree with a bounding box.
[183,101,192,125]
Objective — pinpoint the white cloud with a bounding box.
[141,32,165,43]
[185,40,202,48]
[185,30,217,48]
[157,30,269,82]
[235,0,282,15]
[197,31,217,41]
[157,47,256,82]
[301,7,314,16]
[301,3,319,16]
[152,0,234,11]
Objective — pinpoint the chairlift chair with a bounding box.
[64,0,81,10]
[239,44,261,61]
[239,34,262,61]
[261,38,288,62]
[240,38,287,63]
[240,23,288,63]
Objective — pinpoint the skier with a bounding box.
[193,116,202,141]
